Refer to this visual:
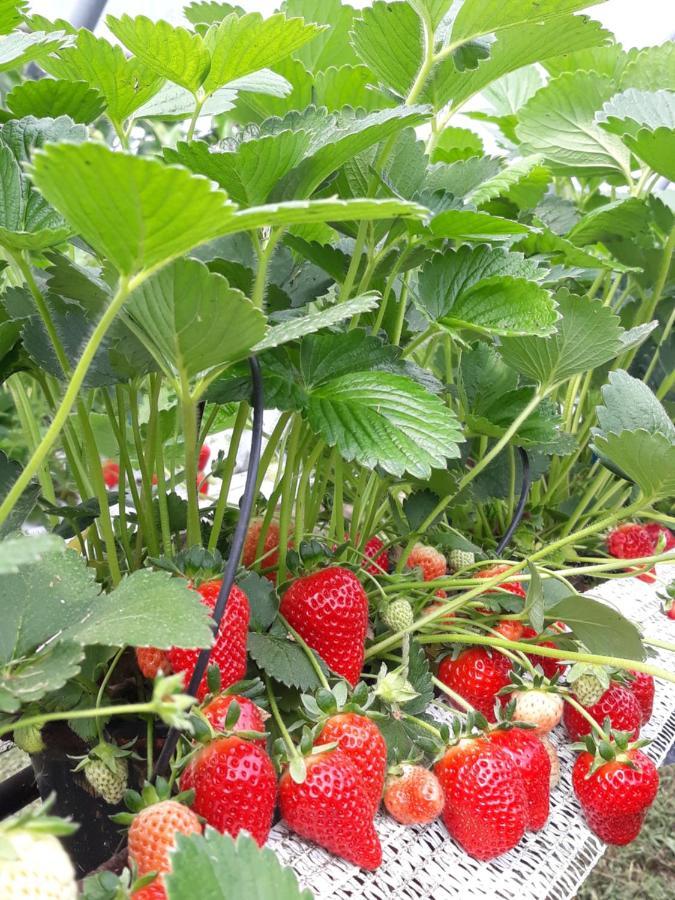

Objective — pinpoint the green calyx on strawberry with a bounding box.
[148,546,225,586]
[71,740,134,806]
[373,662,420,707]
[284,538,335,579]
[572,727,652,777]
[568,663,612,708]
[301,680,372,721]
[110,775,195,827]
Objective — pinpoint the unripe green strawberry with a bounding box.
[573,673,606,707]
[84,756,128,805]
[13,723,45,755]
[448,549,475,572]
[382,599,414,631]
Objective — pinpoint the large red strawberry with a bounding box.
[573,739,659,845]
[279,749,382,870]
[405,543,446,581]
[563,683,642,742]
[434,737,528,860]
[280,566,368,686]
[437,648,511,721]
[168,581,249,701]
[128,800,201,878]
[626,672,654,725]
[487,728,551,831]
[189,736,276,846]
[316,713,387,813]
[383,764,444,826]
[476,564,526,600]
[202,694,267,747]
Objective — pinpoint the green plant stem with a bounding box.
[339,221,368,303]
[391,271,410,346]
[129,382,160,558]
[279,613,330,690]
[276,416,302,585]
[431,676,474,713]
[644,302,675,385]
[186,93,205,141]
[294,438,326,547]
[329,449,345,544]
[94,647,125,742]
[146,716,154,781]
[563,693,606,738]
[254,412,292,496]
[560,469,612,538]
[263,674,300,760]
[0,272,137,529]
[0,700,159,741]
[207,401,249,552]
[149,374,172,556]
[11,250,70,374]
[7,376,57,513]
[181,381,201,548]
[657,367,675,400]
[252,228,282,309]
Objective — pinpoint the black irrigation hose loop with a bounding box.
[495,447,531,557]
[153,356,264,780]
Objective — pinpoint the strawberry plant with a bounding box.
[0,0,673,895]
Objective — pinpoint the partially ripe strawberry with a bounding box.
[242,518,283,581]
[434,737,527,860]
[279,749,382,870]
[363,535,389,575]
[573,746,658,845]
[128,800,201,878]
[190,736,276,846]
[168,581,249,701]
[198,444,210,472]
[202,694,267,746]
[539,736,560,789]
[406,543,446,581]
[627,671,654,724]
[280,566,369,687]
[437,648,511,721]
[476,564,526,599]
[607,524,653,559]
[384,764,444,825]
[511,690,563,735]
[317,713,387,813]
[494,620,525,641]
[136,647,171,680]
[488,728,551,830]
[563,683,641,742]
[102,459,119,489]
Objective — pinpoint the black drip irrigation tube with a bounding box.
[495,447,531,557]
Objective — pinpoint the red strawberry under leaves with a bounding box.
[317,713,387,813]
[132,880,166,900]
[573,745,658,845]
[494,620,525,641]
[437,648,511,721]
[607,524,654,559]
[202,694,267,746]
[280,566,369,687]
[135,647,171,680]
[488,728,551,831]
[521,626,567,679]
[189,736,276,846]
[198,444,210,472]
[383,764,444,826]
[102,459,119,488]
[242,518,284,581]
[563,683,642,742]
[168,581,249,701]
[434,738,528,860]
[405,543,446,581]
[625,672,655,725]
[363,535,389,576]
[279,749,382,870]
[644,522,675,551]
[476,564,526,600]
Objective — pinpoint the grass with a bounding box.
[578,765,675,900]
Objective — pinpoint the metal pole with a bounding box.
[70,0,109,31]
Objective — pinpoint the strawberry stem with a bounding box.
[263,674,302,762]
[563,693,608,740]
[432,676,475,713]
[278,613,330,691]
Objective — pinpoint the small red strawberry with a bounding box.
[405,543,446,581]
[607,523,654,559]
[434,737,528,860]
[280,566,369,686]
[279,749,382,870]
[202,694,267,746]
[494,620,525,641]
[437,648,511,721]
[197,474,209,496]
[102,459,119,488]
[476,564,526,599]
[563,683,642,742]
[242,518,284,581]
[363,535,389,575]
[488,728,551,830]
[644,522,675,551]
[383,764,444,825]
[136,648,171,680]
[573,734,659,845]
[132,880,166,900]
[189,736,276,846]
[128,800,201,878]
[317,713,387,813]
[665,598,675,620]
[521,626,567,679]
[626,672,654,725]
[198,443,210,472]
[168,580,249,701]
[424,600,455,624]
[511,689,563,735]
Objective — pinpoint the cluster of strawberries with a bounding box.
[123,520,668,892]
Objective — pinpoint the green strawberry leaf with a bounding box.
[237,571,279,632]
[282,0,361,72]
[350,1,422,98]
[546,594,645,662]
[0,641,84,713]
[596,89,675,181]
[253,293,379,352]
[6,79,105,124]
[0,29,71,72]
[591,431,675,501]
[247,632,323,691]
[439,276,557,337]
[594,370,675,439]
[428,208,530,240]
[0,534,65,575]
[0,0,28,36]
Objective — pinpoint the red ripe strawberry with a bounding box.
[280,566,368,686]
[363,536,389,575]
[434,738,527,860]
[383,764,444,825]
[132,880,166,900]
[521,626,567,679]
[607,524,653,559]
[197,474,209,496]
[437,648,511,721]
[168,581,249,701]
[625,672,654,725]
[487,728,551,831]
[563,683,642,742]
[190,736,276,846]
[494,620,524,641]
[476,564,526,599]
[424,600,454,624]
[202,694,267,746]
[136,647,171,680]
[242,518,283,581]
[573,747,658,845]
[665,599,675,620]
[405,543,446,581]
[279,749,382,870]
[317,713,387,813]
[102,459,119,488]
[644,522,675,551]
[128,800,201,878]
[198,444,210,472]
